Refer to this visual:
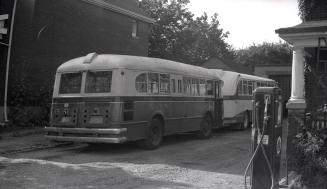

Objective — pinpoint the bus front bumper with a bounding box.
[44,127,127,143]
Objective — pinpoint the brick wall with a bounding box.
[7,0,152,93]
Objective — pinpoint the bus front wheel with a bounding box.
[196,114,213,139]
[138,118,163,150]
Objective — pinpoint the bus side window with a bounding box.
[192,78,199,96]
[199,79,206,96]
[248,80,253,95]
[135,73,147,93]
[178,80,182,93]
[171,79,176,93]
[237,80,242,96]
[160,74,170,94]
[206,80,213,96]
[148,73,159,94]
[242,80,248,96]
[183,77,191,95]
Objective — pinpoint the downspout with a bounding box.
[3,0,18,124]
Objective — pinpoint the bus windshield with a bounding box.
[59,73,82,94]
[85,71,112,93]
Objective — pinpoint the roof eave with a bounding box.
[80,0,155,24]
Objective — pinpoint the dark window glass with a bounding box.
[85,71,112,93]
[183,77,191,94]
[59,73,82,94]
[135,73,147,93]
[206,80,213,96]
[160,74,170,94]
[148,73,159,94]
[178,80,182,93]
[171,79,176,93]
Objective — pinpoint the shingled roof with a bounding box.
[201,57,253,75]
[275,20,327,34]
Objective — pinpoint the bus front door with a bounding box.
[214,81,223,127]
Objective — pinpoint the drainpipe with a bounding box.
[3,0,18,125]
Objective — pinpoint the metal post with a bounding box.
[3,0,18,124]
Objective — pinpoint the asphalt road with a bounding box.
[0,128,252,189]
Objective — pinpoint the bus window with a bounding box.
[148,73,159,94]
[248,80,253,95]
[206,80,213,96]
[192,78,199,96]
[171,79,176,93]
[160,74,170,94]
[242,80,248,95]
[178,80,182,93]
[183,77,191,95]
[135,73,147,93]
[199,79,206,96]
[85,71,112,93]
[59,72,82,94]
[237,81,242,95]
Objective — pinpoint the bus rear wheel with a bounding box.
[196,114,213,139]
[138,118,163,150]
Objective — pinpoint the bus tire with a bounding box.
[239,111,250,130]
[196,114,213,139]
[138,118,163,150]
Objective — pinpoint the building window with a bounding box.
[132,20,138,38]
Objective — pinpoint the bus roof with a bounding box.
[57,53,222,79]
[211,70,275,96]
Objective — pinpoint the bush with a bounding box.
[8,80,52,127]
[293,124,327,189]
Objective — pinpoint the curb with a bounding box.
[0,128,45,139]
[0,141,73,155]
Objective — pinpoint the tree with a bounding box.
[140,0,234,65]
[234,42,292,66]
[298,0,327,21]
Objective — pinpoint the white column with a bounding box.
[287,46,306,109]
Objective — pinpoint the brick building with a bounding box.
[0,0,154,124]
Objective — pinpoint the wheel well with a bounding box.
[152,114,165,131]
[205,111,213,121]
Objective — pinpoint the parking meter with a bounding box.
[244,87,283,189]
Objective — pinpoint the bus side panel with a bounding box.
[165,100,185,135]
[183,100,213,132]
[223,99,252,123]
[132,99,185,136]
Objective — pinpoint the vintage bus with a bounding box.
[213,70,277,129]
[45,53,224,149]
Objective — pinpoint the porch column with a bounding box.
[287,46,306,109]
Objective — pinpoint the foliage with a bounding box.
[140,0,234,65]
[8,79,52,127]
[293,121,327,188]
[298,0,327,21]
[234,42,292,66]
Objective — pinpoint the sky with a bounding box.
[187,0,302,49]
